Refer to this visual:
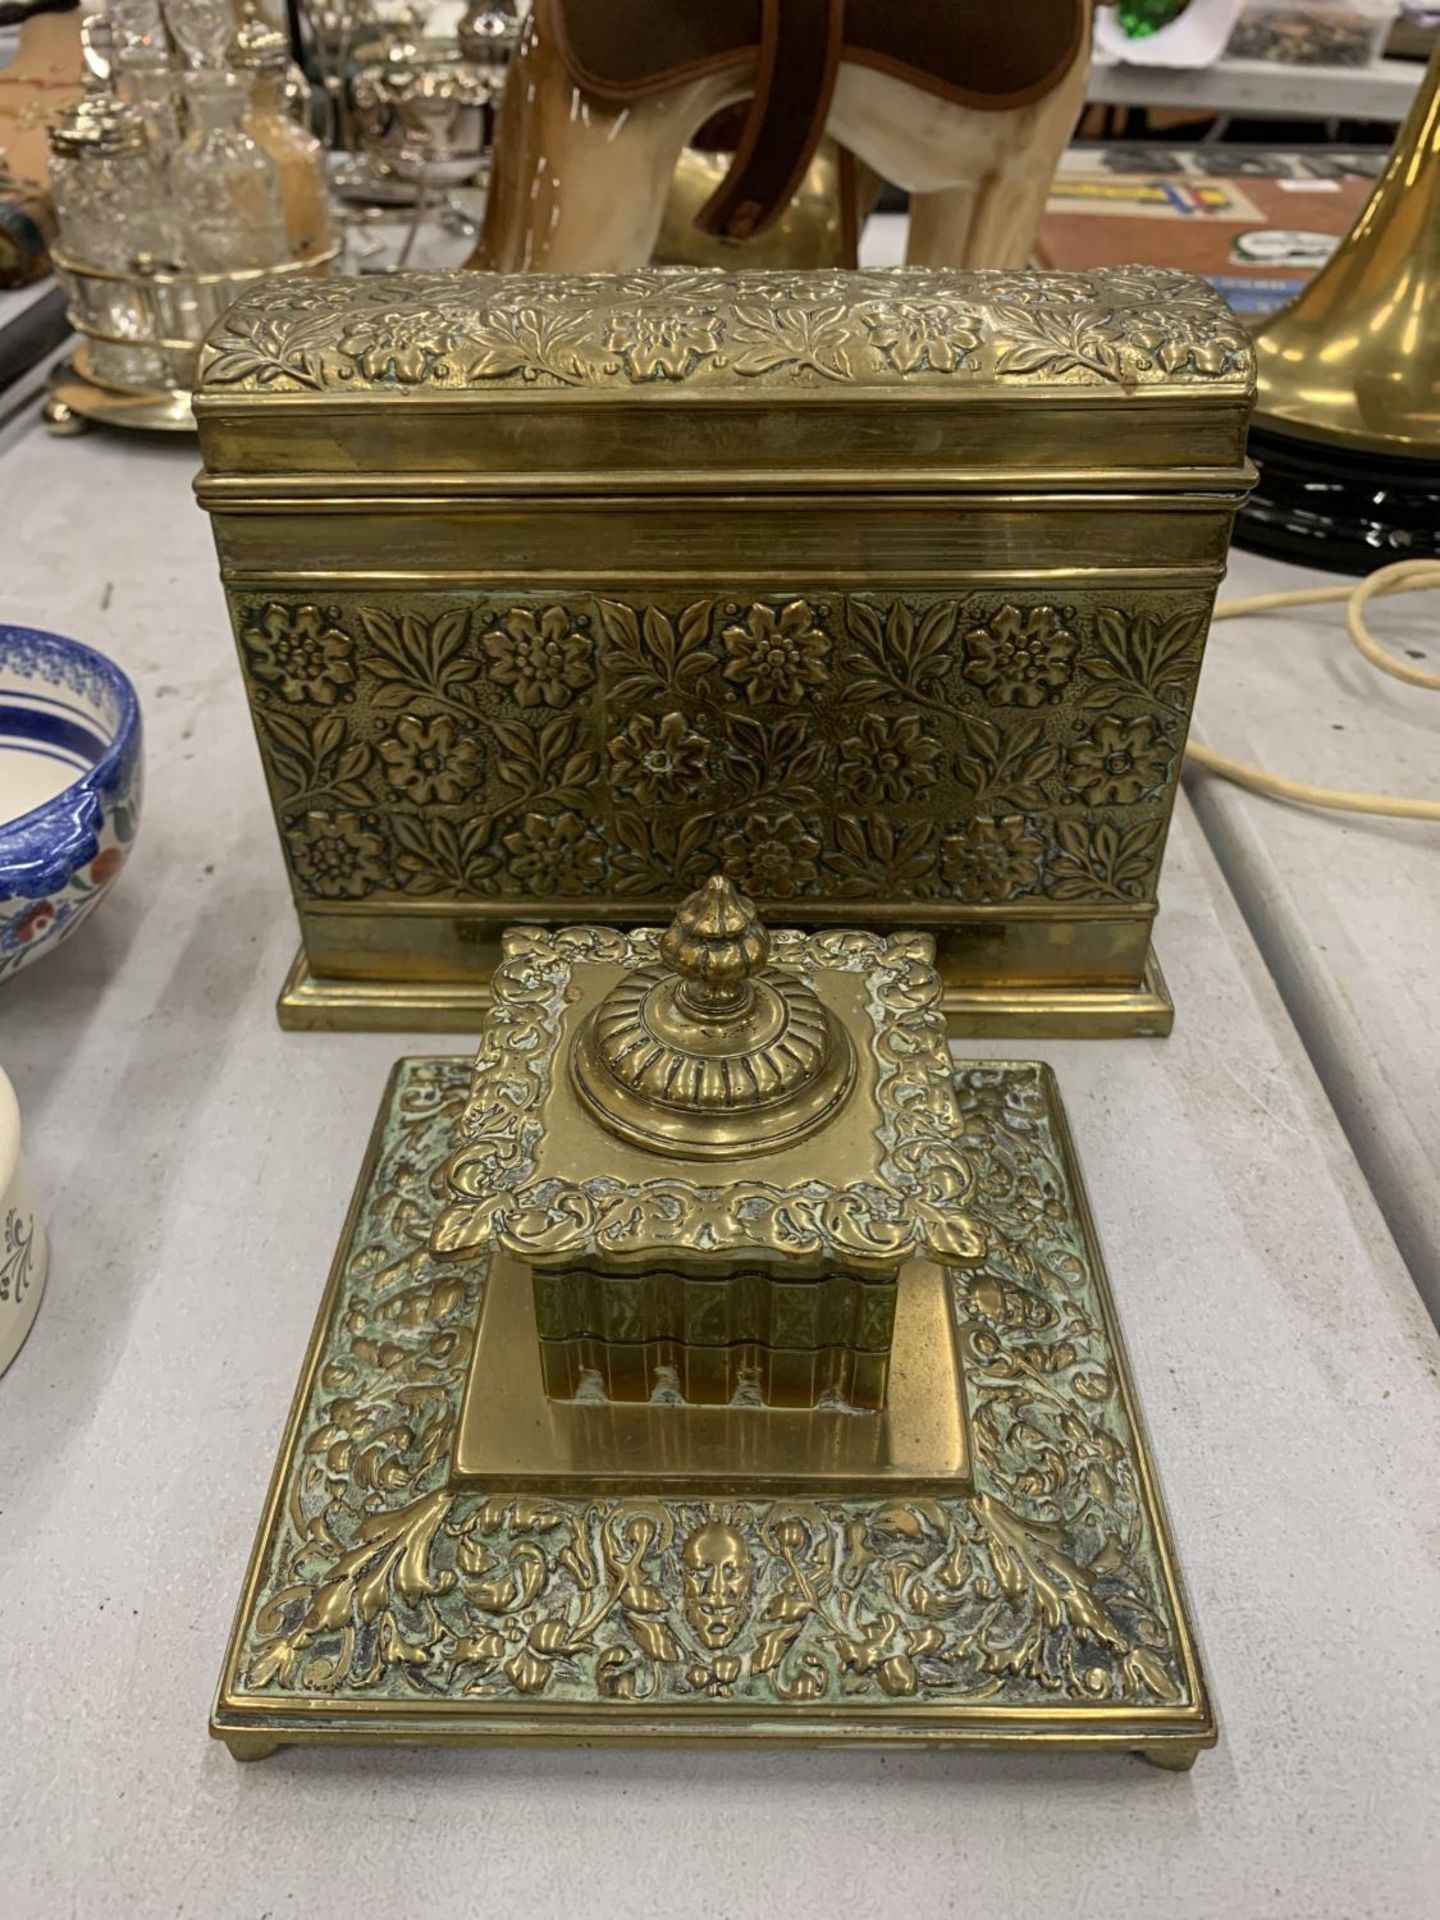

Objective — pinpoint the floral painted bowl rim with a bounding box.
[0,623,142,904]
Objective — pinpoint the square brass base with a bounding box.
[213,1056,1212,1766]
[275,946,1175,1040]
[453,1253,971,1496]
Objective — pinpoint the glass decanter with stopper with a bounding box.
[230,8,334,260]
[170,68,288,271]
[161,0,236,70]
[108,0,170,59]
[47,76,175,387]
[115,51,184,166]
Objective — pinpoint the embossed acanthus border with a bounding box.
[197,264,1253,395]
[430,925,984,1268]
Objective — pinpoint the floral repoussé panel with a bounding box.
[233,588,1212,910]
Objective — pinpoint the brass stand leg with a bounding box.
[223,1734,282,1762]
[43,396,87,436]
[1138,1743,1201,1772]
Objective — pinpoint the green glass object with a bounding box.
[1117,0,1190,38]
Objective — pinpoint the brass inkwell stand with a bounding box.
[216,879,1212,1764]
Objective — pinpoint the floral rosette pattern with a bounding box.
[234,584,1205,914]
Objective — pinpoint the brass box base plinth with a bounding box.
[275,945,1175,1040]
[213,1057,1212,1765]
[453,1254,969,1495]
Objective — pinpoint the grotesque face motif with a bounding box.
[681,1522,754,1651]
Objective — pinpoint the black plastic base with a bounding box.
[1233,423,1440,576]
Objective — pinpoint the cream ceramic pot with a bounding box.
[0,1065,47,1375]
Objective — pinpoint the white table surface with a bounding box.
[1188,547,1440,1324]
[1088,53,1423,123]
[0,427,1438,1918]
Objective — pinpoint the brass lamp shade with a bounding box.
[1236,45,1440,569]
[1250,43,1440,457]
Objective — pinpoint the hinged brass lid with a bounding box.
[192,266,1256,491]
[432,882,985,1274]
[571,875,854,1158]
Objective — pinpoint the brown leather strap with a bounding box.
[695,0,845,241]
[550,0,1087,115]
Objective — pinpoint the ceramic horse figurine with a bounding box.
[0,0,86,190]
[472,0,1098,272]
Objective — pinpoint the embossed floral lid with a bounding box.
[193,265,1255,487]
[430,877,985,1276]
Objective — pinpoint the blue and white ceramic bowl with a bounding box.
[0,624,143,981]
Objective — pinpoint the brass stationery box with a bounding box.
[193,265,1255,1034]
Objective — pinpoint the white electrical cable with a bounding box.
[1186,558,1440,821]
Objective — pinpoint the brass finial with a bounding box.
[570,872,855,1159]
[659,874,768,1018]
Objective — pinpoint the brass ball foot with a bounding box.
[43,396,87,437]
